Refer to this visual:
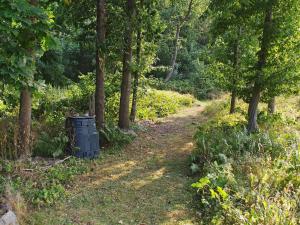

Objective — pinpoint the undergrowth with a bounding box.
[0,157,89,208]
[190,97,300,225]
[0,74,195,159]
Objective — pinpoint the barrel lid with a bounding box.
[68,116,95,119]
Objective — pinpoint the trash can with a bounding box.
[65,116,100,159]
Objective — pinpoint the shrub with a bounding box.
[33,132,68,158]
[99,124,135,151]
[106,88,195,121]
[136,89,195,120]
[0,117,18,159]
[190,98,300,224]
[192,153,300,225]
[191,112,291,169]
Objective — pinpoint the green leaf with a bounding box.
[191,177,211,189]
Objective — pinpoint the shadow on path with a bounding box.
[30,105,205,225]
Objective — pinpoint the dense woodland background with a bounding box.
[0,0,300,224]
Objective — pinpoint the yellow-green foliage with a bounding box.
[0,100,6,112]
[106,89,195,121]
[136,89,195,120]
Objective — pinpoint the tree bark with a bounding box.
[230,27,241,114]
[95,0,106,130]
[18,88,32,158]
[119,0,135,130]
[247,5,273,133]
[165,0,193,82]
[165,24,180,82]
[268,97,275,114]
[130,0,143,122]
[17,0,37,158]
[89,94,95,116]
[247,85,260,132]
[230,90,237,114]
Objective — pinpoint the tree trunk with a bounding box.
[247,5,273,133]
[95,0,106,130]
[230,27,241,114]
[17,0,37,158]
[119,0,135,130]
[165,24,180,82]
[230,91,237,114]
[89,94,95,116]
[247,85,260,132]
[18,88,32,158]
[165,0,193,82]
[268,97,275,114]
[130,0,143,122]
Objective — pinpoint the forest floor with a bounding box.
[30,103,206,225]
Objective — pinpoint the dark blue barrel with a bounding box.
[66,116,100,159]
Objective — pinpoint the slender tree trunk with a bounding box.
[95,0,106,129]
[230,27,241,114]
[130,0,143,122]
[89,94,95,116]
[165,0,193,82]
[268,97,275,114]
[230,90,237,114]
[119,0,135,130]
[18,88,32,158]
[165,24,180,82]
[247,5,273,133]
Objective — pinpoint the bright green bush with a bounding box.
[136,89,195,120]
[106,88,195,121]
[0,100,6,114]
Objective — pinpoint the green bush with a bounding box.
[190,99,300,224]
[106,88,195,121]
[148,74,220,100]
[191,115,288,168]
[2,157,88,207]
[136,89,195,120]
[99,124,135,151]
[192,153,300,225]
[0,117,18,159]
[33,132,68,158]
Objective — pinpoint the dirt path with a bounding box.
[30,105,205,225]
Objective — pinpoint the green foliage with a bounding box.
[149,72,220,100]
[136,89,194,120]
[99,125,135,152]
[192,153,300,225]
[0,0,54,87]
[0,157,88,207]
[33,132,68,158]
[190,99,300,224]
[191,113,289,166]
[0,117,18,159]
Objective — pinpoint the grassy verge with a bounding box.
[190,96,300,224]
